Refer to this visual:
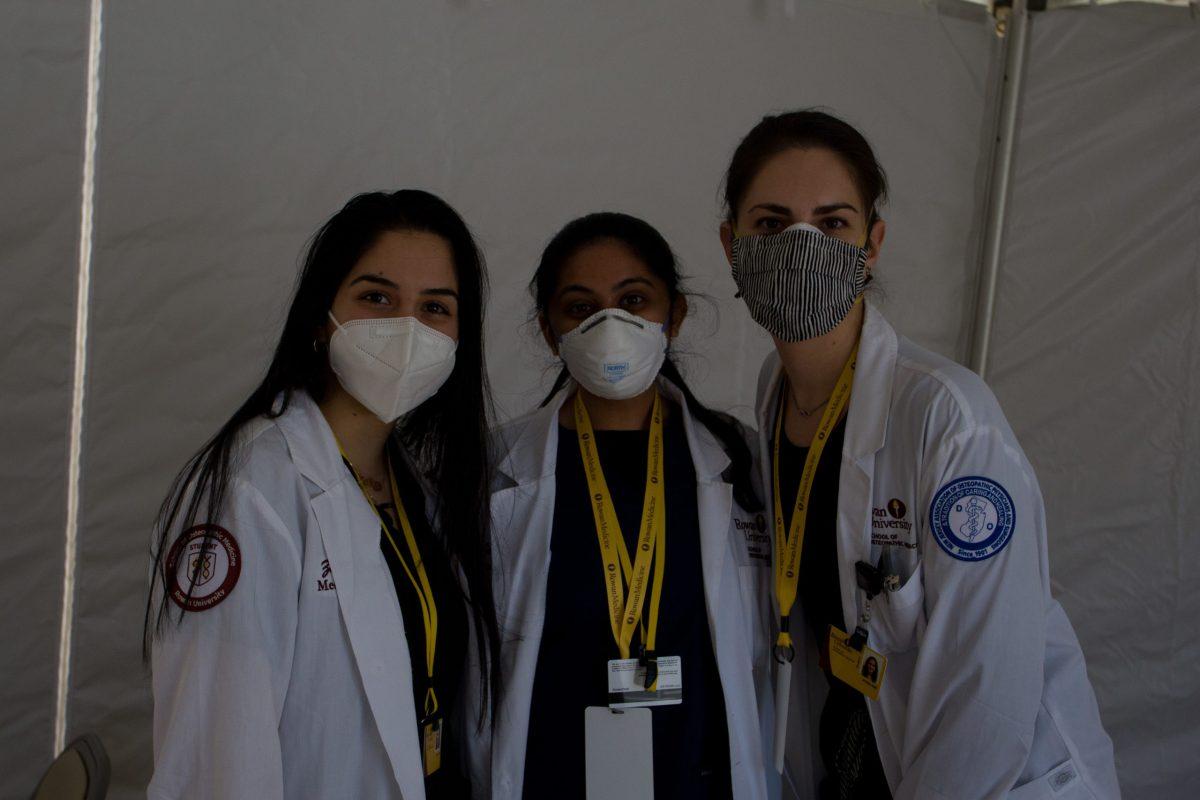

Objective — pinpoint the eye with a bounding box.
[360,290,391,306]
[620,293,646,308]
[567,300,594,317]
[423,300,452,316]
[821,217,848,231]
[754,216,786,232]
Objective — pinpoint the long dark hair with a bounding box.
[531,212,761,512]
[144,189,501,719]
[722,109,889,226]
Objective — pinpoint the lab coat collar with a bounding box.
[496,375,732,487]
[273,390,437,507]
[755,298,897,466]
[273,390,355,493]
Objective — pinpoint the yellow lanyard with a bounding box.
[339,440,440,720]
[771,342,858,661]
[573,390,667,660]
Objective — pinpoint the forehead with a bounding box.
[555,238,663,291]
[741,146,863,213]
[349,229,457,286]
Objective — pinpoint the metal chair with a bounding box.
[30,734,110,800]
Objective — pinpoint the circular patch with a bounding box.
[929,477,1015,562]
[165,524,242,611]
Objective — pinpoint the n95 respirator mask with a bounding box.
[557,308,668,400]
[327,312,457,423]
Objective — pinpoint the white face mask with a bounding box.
[556,308,668,400]
[326,312,457,423]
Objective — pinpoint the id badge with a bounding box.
[607,656,682,708]
[422,718,442,776]
[584,706,654,800]
[827,626,887,700]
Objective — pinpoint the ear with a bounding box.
[865,218,887,275]
[315,316,335,347]
[667,295,688,340]
[718,221,735,266]
[539,314,559,356]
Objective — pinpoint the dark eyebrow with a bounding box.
[348,275,459,299]
[814,202,860,215]
[557,283,597,296]
[747,201,862,216]
[612,277,655,291]
[747,203,792,216]
[349,274,399,290]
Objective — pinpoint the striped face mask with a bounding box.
[731,221,868,342]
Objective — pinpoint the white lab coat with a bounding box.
[149,391,441,800]
[759,302,1120,800]
[473,377,776,799]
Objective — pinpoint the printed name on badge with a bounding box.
[165,524,242,611]
[930,476,1016,562]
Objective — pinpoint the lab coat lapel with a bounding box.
[277,393,427,799]
[835,301,897,631]
[489,390,565,798]
[665,380,733,632]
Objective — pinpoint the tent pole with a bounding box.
[969,0,1031,379]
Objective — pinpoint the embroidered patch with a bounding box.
[316,558,337,593]
[166,524,242,611]
[930,477,1015,562]
[872,497,916,548]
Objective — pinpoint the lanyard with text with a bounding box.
[771,339,859,663]
[574,390,666,668]
[338,440,443,775]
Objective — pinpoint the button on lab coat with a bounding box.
[149,392,436,800]
[472,378,776,800]
[759,302,1120,800]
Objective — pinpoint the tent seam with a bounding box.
[55,0,104,758]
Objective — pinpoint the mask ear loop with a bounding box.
[857,213,875,298]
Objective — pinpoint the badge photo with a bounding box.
[165,524,242,611]
[827,627,887,701]
[930,476,1016,562]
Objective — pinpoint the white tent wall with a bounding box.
[4,0,1193,798]
[990,5,1200,798]
[0,1,90,795]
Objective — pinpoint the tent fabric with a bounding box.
[990,4,1200,798]
[0,1,90,795]
[0,1,1195,798]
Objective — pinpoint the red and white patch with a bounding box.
[166,524,242,611]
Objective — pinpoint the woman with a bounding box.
[145,190,498,799]
[482,213,773,799]
[719,110,1120,799]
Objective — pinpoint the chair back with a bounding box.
[30,734,110,800]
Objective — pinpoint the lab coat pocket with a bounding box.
[1008,759,1094,800]
[872,561,924,654]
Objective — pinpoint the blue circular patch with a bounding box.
[929,476,1015,562]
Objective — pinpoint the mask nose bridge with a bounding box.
[579,309,645,335]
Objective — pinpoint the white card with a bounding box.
[607,656,682,708]
[773,659,792,773]
[585,706,654,800]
